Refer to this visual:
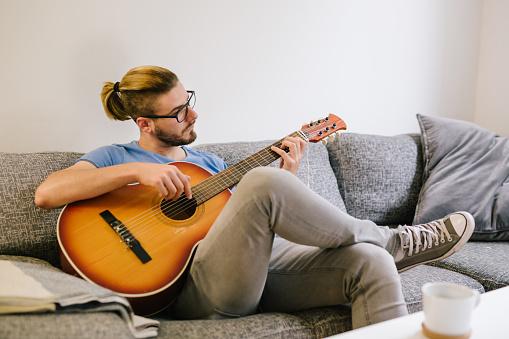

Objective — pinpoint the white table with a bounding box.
[331,286,509,338]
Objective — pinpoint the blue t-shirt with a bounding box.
[75,141,227,175]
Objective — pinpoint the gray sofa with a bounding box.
[1,115,509,338]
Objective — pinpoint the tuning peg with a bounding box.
[328,135,335,142]
[322,139,328,146]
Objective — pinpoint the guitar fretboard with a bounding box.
[192,130,308,205]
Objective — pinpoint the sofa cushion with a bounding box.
[326,133,422,225]
[158,306,352,339]
[0,152,83,267]
[413,114,509,240]
[0,312,135,339]
[193,141,347,212]
[399,264,484,314]
[428,242,509,291]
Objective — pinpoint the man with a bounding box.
[35,65,474,329]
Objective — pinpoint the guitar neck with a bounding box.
[192,130,308,205]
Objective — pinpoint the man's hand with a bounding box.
[136,163,192,201]
[270,137,307,175]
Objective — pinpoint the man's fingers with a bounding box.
[175,172,192,200]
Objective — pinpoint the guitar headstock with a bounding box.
[301,114,347,145]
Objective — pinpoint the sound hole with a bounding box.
[160,197,198,221]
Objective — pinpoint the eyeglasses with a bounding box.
[140,90,195,123]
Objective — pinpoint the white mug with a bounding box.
[422,282,480,337]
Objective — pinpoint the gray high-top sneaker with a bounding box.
[394,212,475,272]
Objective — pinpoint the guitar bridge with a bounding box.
[99,210,152,264]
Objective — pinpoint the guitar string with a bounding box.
[115,135,297,241]
[110,126,335,246]
[113,127,336,243]
[130,146,285,241]
[94,125,338,245]
[119,127,336,243]
[115,128,321,239]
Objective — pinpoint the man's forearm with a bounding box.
[34,163,140,209]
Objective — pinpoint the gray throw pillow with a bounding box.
[413,114,509,240]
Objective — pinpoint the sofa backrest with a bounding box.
[327,133,423,225]
[0,152,83,267]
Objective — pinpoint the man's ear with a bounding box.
[136,117,154,134]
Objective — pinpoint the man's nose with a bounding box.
[187,106,198,120]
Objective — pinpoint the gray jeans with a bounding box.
[170,167,408,328]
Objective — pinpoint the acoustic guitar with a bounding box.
[57,114,347,315]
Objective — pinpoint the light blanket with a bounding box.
[0,260,159,338]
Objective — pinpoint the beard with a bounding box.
[154,122,197,147]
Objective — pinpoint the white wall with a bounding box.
[474,0,509,137]
[0,0,486,153]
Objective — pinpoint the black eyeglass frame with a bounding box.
[139,90,195,123]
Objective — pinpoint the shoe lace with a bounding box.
[397,220,453,256]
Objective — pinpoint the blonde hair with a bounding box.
[101,66,179,121]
